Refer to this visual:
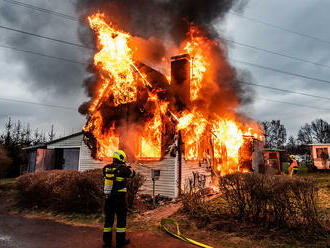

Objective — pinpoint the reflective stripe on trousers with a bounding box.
[116,227,126,233]
[103,227,112,232]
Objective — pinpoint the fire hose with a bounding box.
[160,218,213,248]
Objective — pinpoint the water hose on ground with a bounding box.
[160,218,213,248]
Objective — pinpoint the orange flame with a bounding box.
[83,111,119,160]
[177,109,207,160]
[84,14,263,174]
[137,93,167,160]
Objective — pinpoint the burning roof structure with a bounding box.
[78,1,263,177]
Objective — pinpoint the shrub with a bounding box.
[16,169,144,213]
[16,170,103,213]
[180,177,213,226]
[219,173,321,229]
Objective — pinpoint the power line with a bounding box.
[5,0,330,72]
[1,81,329,115]
[3,41,330,104]
[0,44,88,65]
[1,94,329,117]
[230,11,330,46]
[224,37,330,70]
[3,43,330,109]
[233,59,330,85]
[258,97,330,111]
[2,0,80,22]
[3,38,330,109]
[0,24,94,50]
[241,81,330,101]
[3,20,330,86]
[5,0,330,49]
[0,97,78,111]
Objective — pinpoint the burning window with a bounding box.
[316,148,329,159]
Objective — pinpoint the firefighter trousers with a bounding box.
[103,193,127,246]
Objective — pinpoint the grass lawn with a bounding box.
[298,172,330,217]
[0,177,15,184]
[0,178,16,191]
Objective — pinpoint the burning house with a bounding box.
[78,12,263,198]
[26,0,265,198]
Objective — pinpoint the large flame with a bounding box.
[183,26,210,101]
[137,92,167,160]
[84,13,263,175]
[177,109,208,161]
[84,13,153,159]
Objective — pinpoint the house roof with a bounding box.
[23,131,83,151]
[22,143,47,150]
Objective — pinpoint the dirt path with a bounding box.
[134,202,182,223]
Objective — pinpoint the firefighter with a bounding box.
[288,154,298,177]
[103,150,136,248]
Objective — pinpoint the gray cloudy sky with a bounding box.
[0,0,329,139]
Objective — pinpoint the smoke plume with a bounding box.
[76,0,253,116]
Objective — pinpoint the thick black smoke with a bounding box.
[76,0,253,115]
[0,1,88,98]
[76,0,247,44]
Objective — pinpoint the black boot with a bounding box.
[103,231,112,248]
[116,232,130,248]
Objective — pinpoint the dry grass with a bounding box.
[219,173,322,230]
[178,172,330,248]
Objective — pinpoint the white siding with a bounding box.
[181,160,212,191]
[133,156,212,199]
[133,154,176,199]
[47,134,83,148]
[79,141,107,171]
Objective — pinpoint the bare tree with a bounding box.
[311,119,330,143]
[297,119,330,144]
[297,123,313,145]
[262,120,287,148]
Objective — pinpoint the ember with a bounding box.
[82,12,263,175]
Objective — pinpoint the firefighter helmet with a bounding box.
[113,150,126,163]
[289,155,295,160]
